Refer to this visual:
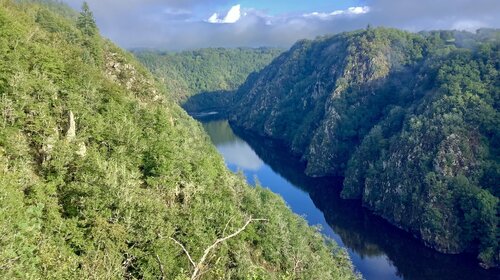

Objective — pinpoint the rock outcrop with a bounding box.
[230,28,499,267]
[66,110,76,141]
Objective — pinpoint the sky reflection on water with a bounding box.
[201,119,498,280]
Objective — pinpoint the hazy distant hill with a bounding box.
[134,47,282,104]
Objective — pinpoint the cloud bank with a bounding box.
[208,4,242,24]
[63,0,500,50]
[303,6,370,19]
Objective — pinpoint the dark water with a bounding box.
[201,119,499,280]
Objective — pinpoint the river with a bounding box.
[200,119,498,280]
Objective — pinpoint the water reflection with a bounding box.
[203,121,264,170]
[201,119,499,280]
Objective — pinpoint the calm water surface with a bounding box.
[201,119,498,280]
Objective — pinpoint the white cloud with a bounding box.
[208,4,242,24]
[207,13,219,23]
[62,0,500,50]
[218,142,264,171]
[303,6,370,20]
[452,20,487,31]
[347,6,371,15]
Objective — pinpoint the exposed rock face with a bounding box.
[433,133,478,177]
[230,28,499,267]
[348,129,481,254]
[76,142,87,157]
[64,111,87,157]
[66,111,76,141]
[105,50,160,101]
[232,29,427,176]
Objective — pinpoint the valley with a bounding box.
[1,1,498,279]
[201,119,499,280]
[0,1,357,279]
[228,28,500,268]
[153,28,499,272]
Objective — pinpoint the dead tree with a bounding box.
[169,217,268,280]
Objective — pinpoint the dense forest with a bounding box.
[0,1,358,279]
[230,28,499,268]
[134,48,282,112]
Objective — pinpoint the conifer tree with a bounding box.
[77,1,97,36]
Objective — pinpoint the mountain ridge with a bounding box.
[229,27,499,268]
[134,47,283,104]
[0,1,358,278]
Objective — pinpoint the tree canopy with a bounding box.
[230,27,500,268]
[0,1,358,279]
[76,1,97,37]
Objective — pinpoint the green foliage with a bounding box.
[232,28,434,174]
[0,1,358,279]
[231,27,499,268]
[76,2,97,37]
[16,0,77,19]
[344,45,499,267]
[182,90,235,114]
[75,1,101,65]
[134,48,282,104]
[455,176,498,266]
[353,44,500,267]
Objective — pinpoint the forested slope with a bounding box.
[230,28,499,268]
[0,1,357,279]
[134,48,282,109]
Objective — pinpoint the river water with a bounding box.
[200,119,498,280]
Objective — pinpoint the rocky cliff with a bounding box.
[231,28,499,267]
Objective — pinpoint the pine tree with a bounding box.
[77,2,97,37]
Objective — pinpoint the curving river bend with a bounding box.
[200,119,498,280]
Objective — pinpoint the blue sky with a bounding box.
[63,0,500,50]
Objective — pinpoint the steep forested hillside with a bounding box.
[134,48,282,107]
[0,1,358,279]
[230,28,499,268]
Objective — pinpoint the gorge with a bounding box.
[228,28,499,268]
[0,1,357,279]
[200,118,499,280]
[142,27,499,273]
[2,0,498,279]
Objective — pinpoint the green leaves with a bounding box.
[0,1,357,279]
[231,26,499,268]
[76,2,97,37]
[135,48,283,103]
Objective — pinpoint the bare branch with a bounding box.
[155,254,165,280]
[292,255,303,276]
[222,216,234,237]
[167,218,268,280]
[191,218,268,280]
[169,237,196,268]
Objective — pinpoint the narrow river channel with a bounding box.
[200,119,498,280]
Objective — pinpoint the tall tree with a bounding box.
[77,1,97,36]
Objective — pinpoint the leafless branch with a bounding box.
[169,237,196,268]
[191,218,268,280]
[222,216,234,237]
[168,218,268,280]
[155,254,165,280]
[292,255,303,275]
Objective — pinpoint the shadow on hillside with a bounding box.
[230,122,499,280]
[182,90,235,116]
